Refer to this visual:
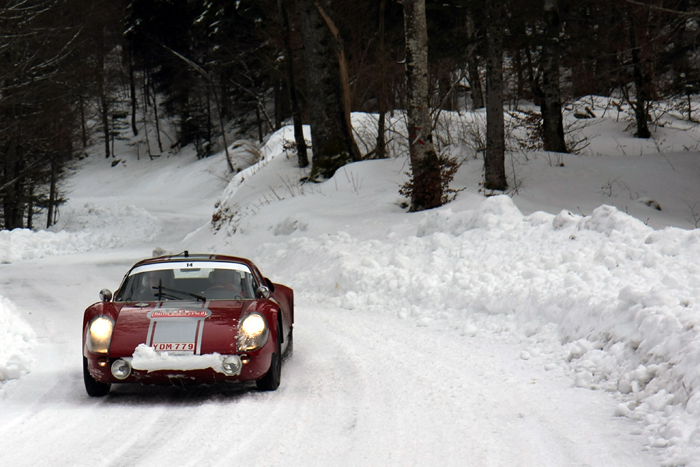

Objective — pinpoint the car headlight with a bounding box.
[237,313,269,351]
[86,316,115,354]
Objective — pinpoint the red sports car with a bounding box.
[82,252,294,396]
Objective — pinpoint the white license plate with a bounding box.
[153,342,195,353]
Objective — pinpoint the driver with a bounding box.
[207,269,244,296]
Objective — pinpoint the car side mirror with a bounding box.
[257,286,271,299]
[264,278,276,292]
[100,289,113,302]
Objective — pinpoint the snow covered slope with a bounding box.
[2,104,700,465]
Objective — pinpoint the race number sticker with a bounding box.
[151,310,208,318]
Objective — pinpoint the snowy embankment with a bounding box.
[0,203,159,386]
[199,109,700,466]
[253,195,700,465]
[0,202,159,386]
[0,296,36,385]
[0,203,160,264]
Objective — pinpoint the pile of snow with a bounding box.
[248,196,700,464]
[0,295,36,385]
[197,112,700,466]
[49,202,162,241]
[131,344,227,374]
[0,201,161,264]
[0,228,122,264]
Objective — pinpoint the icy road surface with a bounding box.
[0,252,657,466]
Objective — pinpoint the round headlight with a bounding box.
[111,359,132,380]
[87,316,115,354]
[240,314,266,336]
[222,355,242,376]
[237,313,269,351]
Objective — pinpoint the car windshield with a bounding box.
[115,261,257,302]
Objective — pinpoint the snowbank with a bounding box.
[0,295,36,385]
[0,203,161,264]
[50,202,161,239]
[212,141,700,466]
[249,195,700,465]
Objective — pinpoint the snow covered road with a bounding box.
[0,252,658,466]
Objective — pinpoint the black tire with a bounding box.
[83,356,111,397]
[256,324,281,391]
[282,327,293,362]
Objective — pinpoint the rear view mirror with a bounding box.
[257,286,271,299]
[99,289,113,302]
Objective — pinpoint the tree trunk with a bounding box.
[375,0,388,159]
[149,73,164,153]
[541,0,567,153]
[96,25,110,159]
[79,94,87,148]
[278,0,308,167]
[514,48,525,105]
[129,51,138,137]
[525,46,541,107]
[274,78,282,130]
[436,71,453,111]
[206,88,212,150]
[3,140,24,230]
[465,15,484,110]
[404,0,442,211]
[299,0,358,179]
[314,3,361,162]
[98,75,110,159]
[142,71,151,159]
[256,105,264,143]
[484,0,507,191]
[46,156,58,228]
[627,10,651,139]
[26,185,33,230]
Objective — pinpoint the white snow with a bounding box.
[0,295,35,383]
[2,101,700,465]
[130,344,227,374]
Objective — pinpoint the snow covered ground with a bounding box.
[2,101,700,465]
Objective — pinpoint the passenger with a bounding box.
[140,269,173,299]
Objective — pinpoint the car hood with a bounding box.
[109,300,256,357]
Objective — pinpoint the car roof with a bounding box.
[131,252,256,269]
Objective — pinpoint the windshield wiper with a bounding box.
[152,285,206,303]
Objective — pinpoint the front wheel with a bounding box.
[282,327,293,362]
[256,324,281,391]
[83,357,111,397]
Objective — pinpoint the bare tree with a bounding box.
[403,0,442,211]
[466,14,484,110]
[0,0,79,229]
[278,0,308,168]
[625,6,652,138]
[484,0,507,191]
[540,0,567,152]
[375,0,388,159]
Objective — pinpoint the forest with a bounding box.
[1,0,698,230]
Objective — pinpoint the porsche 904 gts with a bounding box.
[82,252,294,396]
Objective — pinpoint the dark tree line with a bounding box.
[2,0,700,229]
